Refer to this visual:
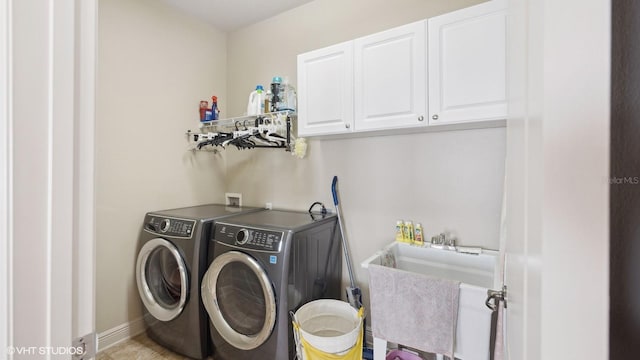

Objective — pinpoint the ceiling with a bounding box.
[158,0,315,32]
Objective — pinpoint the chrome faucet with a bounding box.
[445,236,455,248]
[431,233,456,250]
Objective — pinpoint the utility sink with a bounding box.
[362,242,500,360]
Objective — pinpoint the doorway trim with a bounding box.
[0,0,11,354]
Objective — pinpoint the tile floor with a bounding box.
[97,333,203,360]
[97,333,434,360]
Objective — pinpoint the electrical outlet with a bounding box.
[225,193,242,207]
[265,202,273,210]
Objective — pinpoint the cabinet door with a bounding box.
[428,0,507,125]
[354,21,427,131]
[297,41,354,136]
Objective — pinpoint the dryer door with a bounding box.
[136,238,189,321]
[201,251,277,350]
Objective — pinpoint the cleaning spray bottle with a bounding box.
[210,96,219,120]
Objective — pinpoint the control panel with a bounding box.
[145,216,195,238]
[215,224,284,253]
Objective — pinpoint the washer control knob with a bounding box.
[236,229,250,245]
[160,219,170,233]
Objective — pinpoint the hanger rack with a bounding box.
[186,111,294,152]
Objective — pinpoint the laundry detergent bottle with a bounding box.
[247,85,265,116]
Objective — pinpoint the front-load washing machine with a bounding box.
[201,210,342,360]
[135,204,263,359]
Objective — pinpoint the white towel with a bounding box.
[368,264,460,359]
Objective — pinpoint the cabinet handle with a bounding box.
[345,123,351,129]
[418,116,424,122]
[432,114,439,120]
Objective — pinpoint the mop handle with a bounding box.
[332,176,357,289]
[332,176,340,205]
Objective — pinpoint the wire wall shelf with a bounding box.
[186,111,295,152]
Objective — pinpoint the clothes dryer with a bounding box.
[135,204,263,359]
[201,210,342,360]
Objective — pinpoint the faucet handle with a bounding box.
[439,233,446,244]
[441,233,456,249]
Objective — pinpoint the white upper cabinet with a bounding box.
[354,21,427,131]
[428,0,507,125]
[296,1,507,137]
[297,41,354,136]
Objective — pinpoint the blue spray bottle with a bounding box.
[210,96,219,120]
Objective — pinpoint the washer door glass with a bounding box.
[136,238,188,322]
[201,251,276,350]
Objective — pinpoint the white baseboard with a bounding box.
[97,317,146,352]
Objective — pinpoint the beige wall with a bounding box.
[96,0,506,333]
[96,0,227,332]
[225,0,504,309]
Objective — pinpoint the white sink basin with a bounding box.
[362,242,499,360]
